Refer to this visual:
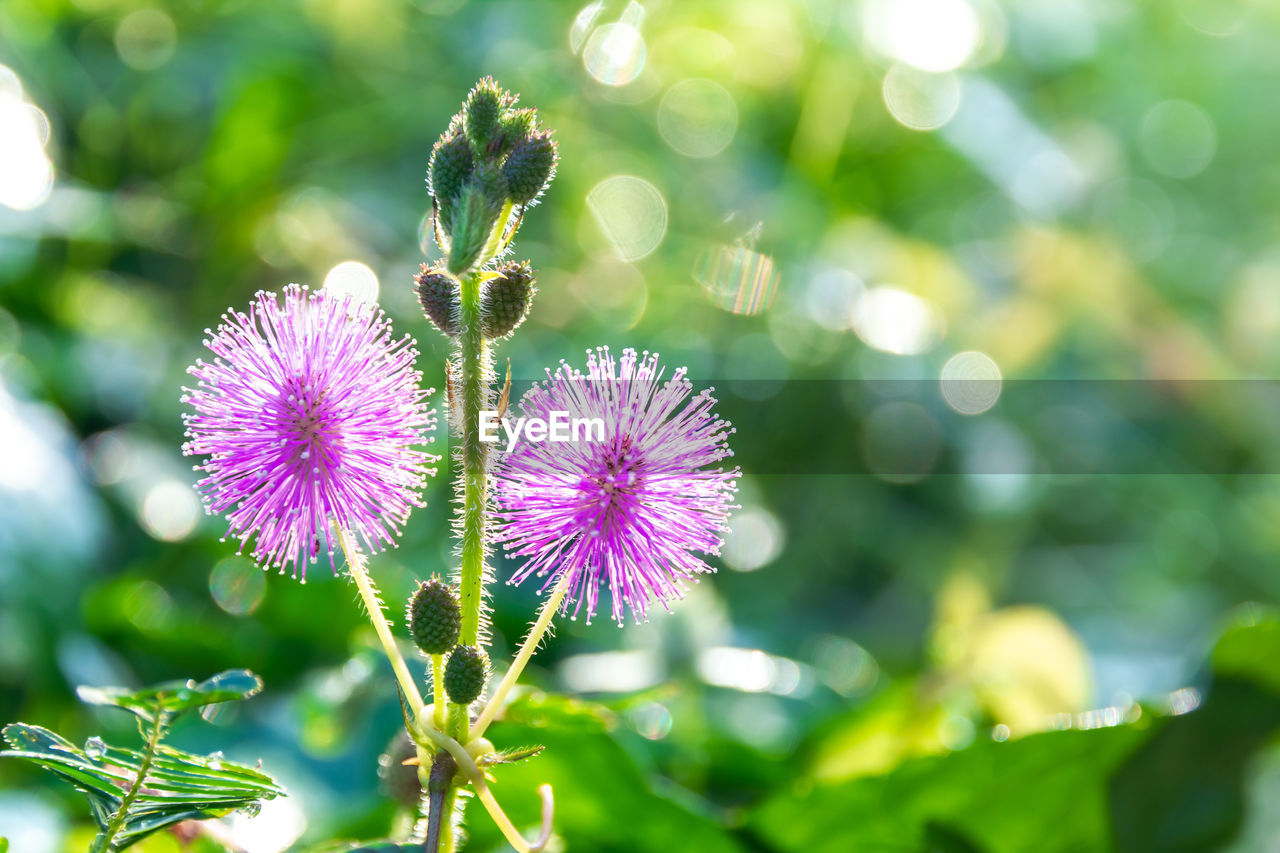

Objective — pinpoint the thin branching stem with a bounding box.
[336,524,426,715]
[472,571,573,738]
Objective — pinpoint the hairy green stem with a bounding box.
[438,787,459,853]
[457,270,490,650]
[431,653,446,730]
[472,570,573,739]
[91,712,166,852]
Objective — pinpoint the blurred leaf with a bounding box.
[0,836,7,852]
[752,723,1146,853]
[754,621,1280,853]
[1108,617,1280,852]
[499,688,615,733]
[1,723,283,849]
[1212,609,1280,695]
[76,669,264,725]
[470,691,742,852]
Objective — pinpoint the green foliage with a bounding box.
[75,669,263,725]
[749,621,1280,853]
[469,692,742,852]
[2,724,283,849]
[1,671,281,850]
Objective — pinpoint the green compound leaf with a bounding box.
[76,669,264,724]
[1,723,283,849]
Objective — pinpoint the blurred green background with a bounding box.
[4,0,1280,850]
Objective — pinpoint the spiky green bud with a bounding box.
[414,267,461,338]
[480,261,536,339]
[446,171,504,275]
[429,131,473,220]
[406,578,461,655]
[493,108,536,158]
[464,77,508,154]
[502,131,557,205]
[444,645,488,705]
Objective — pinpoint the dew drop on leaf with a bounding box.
[84,736,106,759]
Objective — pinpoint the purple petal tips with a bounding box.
[491,346,740,625]
[181,285,438,579]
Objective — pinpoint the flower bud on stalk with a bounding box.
[444,645,489,705]
[407,578,462,656]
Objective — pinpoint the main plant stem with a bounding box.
[457,269,489,652]
[91,711,166,852]
[453,270,490,746]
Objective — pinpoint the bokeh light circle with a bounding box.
[115,9,178,72]
[1139,100,1217,179]
[209,556,267,616]
[940,350,1002,415]
[583,22,646,86]
[657,78,738,158]
[586,175,667,261]
[882,64,961,131]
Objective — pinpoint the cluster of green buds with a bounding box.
[406,578,489,708]
[415,76,557,341]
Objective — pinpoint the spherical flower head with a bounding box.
[492,347,739,625]
[182,285,438,579]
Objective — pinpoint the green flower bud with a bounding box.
[502,131,557,205]
[446,169,504,275]
[444,645,488,705]
[414,267,461,338]
[428,130,473,228]
[406,577,461,655]
[464,77,508,154]
[493,108,536,159]
[480,261,536,339]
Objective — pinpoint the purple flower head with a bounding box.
[492,346,739,625]
[182,285,438,579]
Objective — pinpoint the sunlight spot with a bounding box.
[560,650,663,693]
[324,260,380,304]
[0,74,54,211]
[852,286,945,355]
[697,646,808,696]
[863,0,981,72]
